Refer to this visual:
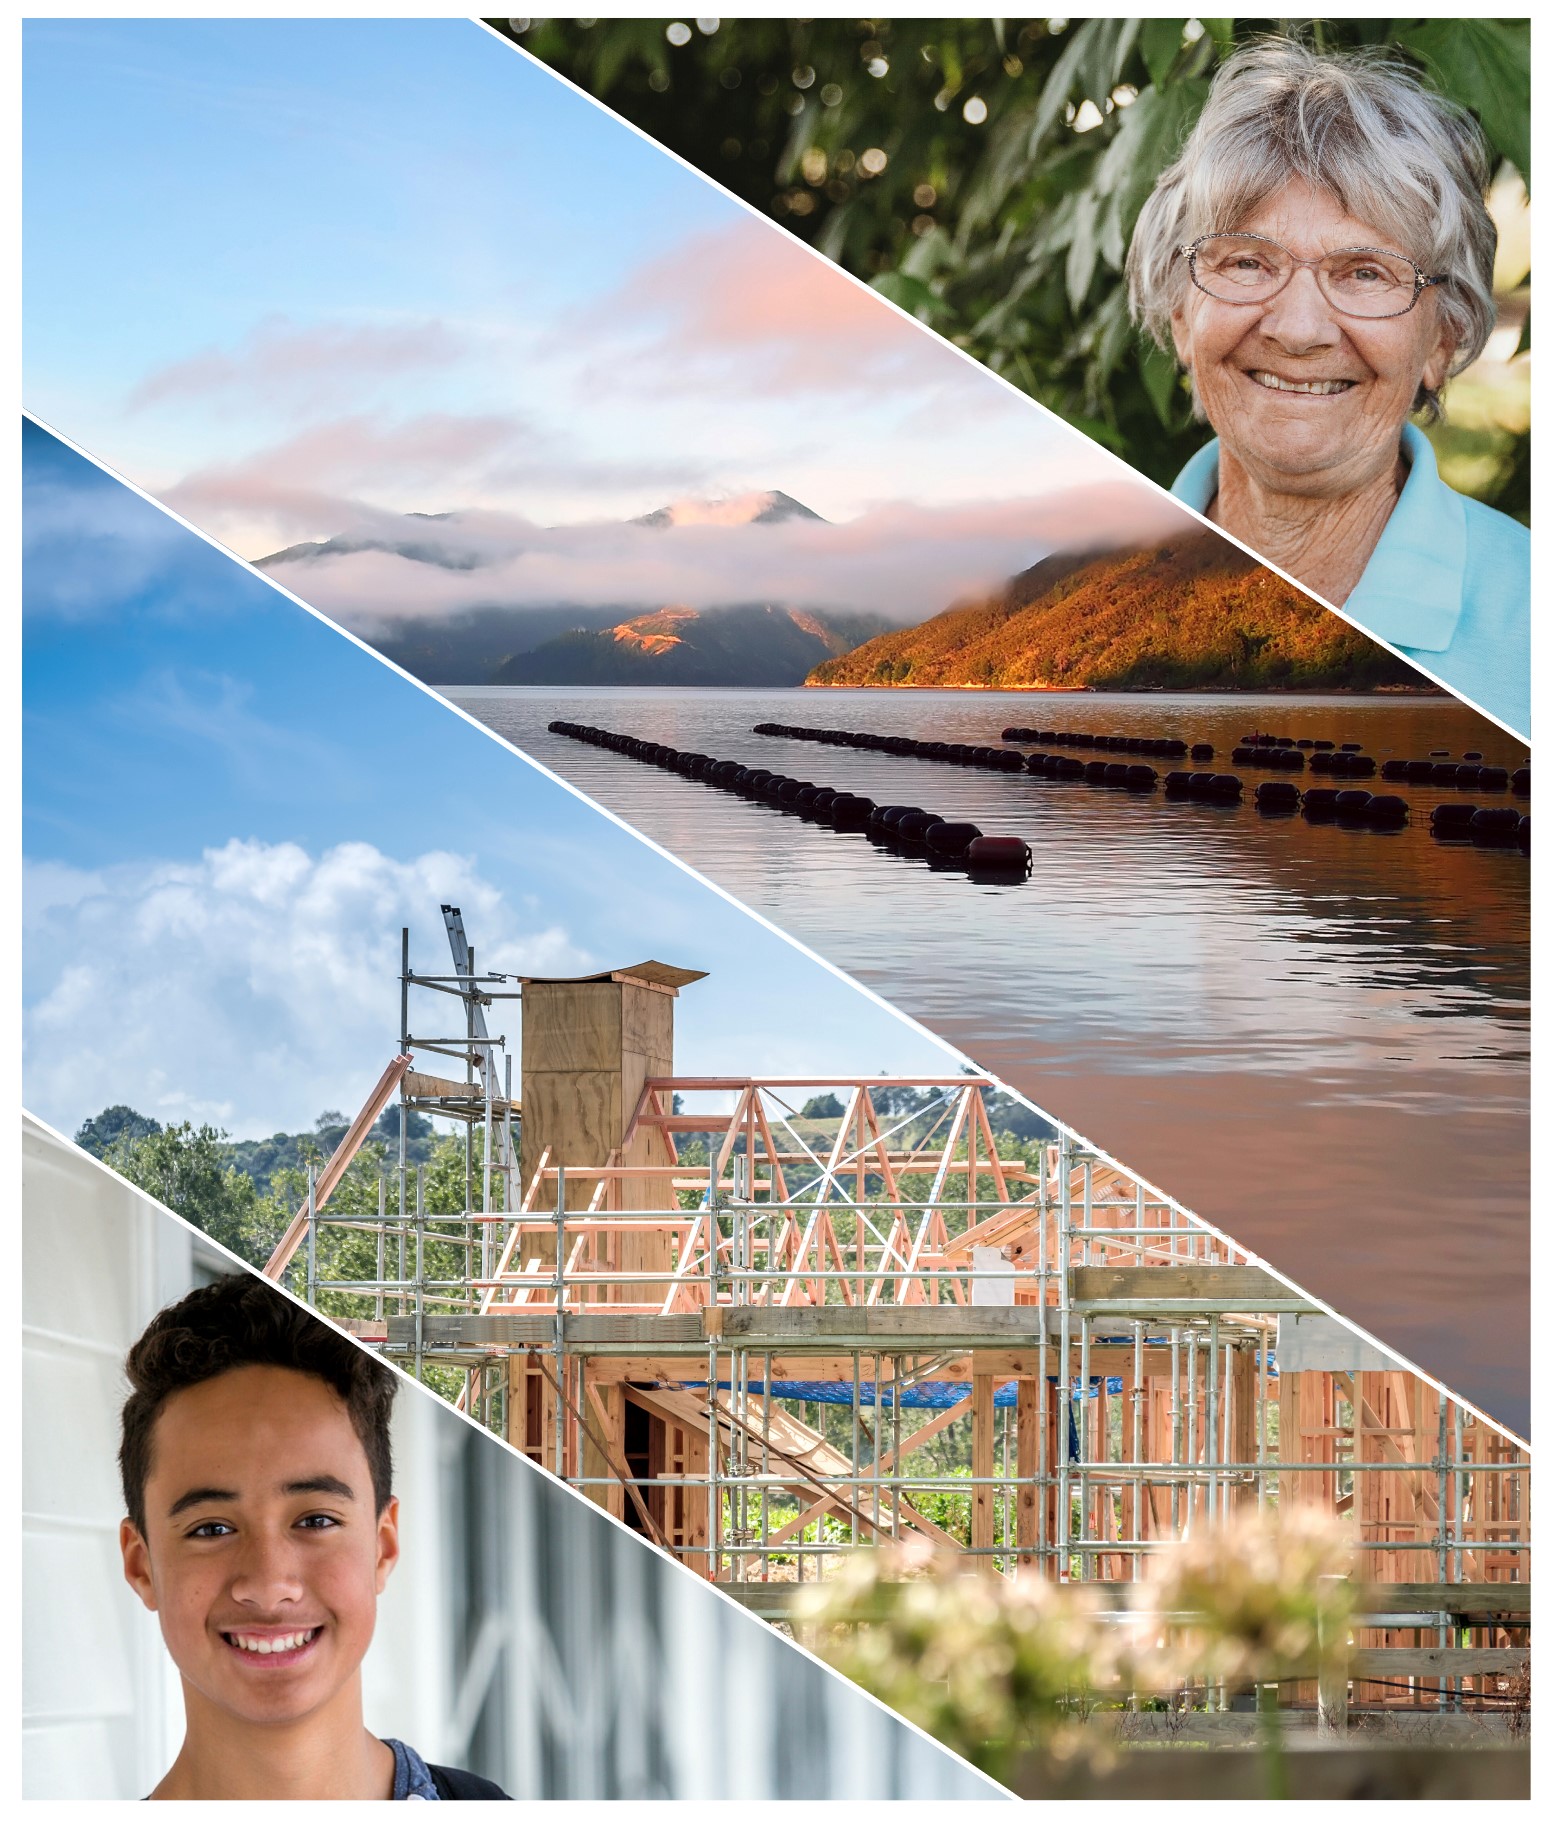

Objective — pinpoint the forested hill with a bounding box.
[806,536,1432,692]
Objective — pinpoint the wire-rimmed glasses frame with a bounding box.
[1179,231,1447,320]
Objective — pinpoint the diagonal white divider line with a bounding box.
[20,406,1530,1453]
[19,1107,1013,1798]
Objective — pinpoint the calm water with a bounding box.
[454,686,1529,1435]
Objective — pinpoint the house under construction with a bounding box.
[264,907,1530,1722]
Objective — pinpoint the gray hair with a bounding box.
[1126,37,1498,420]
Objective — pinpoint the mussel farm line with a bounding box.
[546,721,1034,878]
[749,722,1528,852]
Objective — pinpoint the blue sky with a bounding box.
[23,421,967,1138]
[22,16,1153,583]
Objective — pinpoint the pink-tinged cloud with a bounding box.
[260,482,1199,628]
[570,218,971,398]
[162,411,541,535]
[128,314,470,412]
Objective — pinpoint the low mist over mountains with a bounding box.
[259,490,895,685]
[810,537,1432,692]
[256,492,1417,694]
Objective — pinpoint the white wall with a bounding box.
[22,1115,195,1799]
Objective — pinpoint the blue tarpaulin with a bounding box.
[684,1378,1125,1406]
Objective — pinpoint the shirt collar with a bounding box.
[1169,423,1466,653]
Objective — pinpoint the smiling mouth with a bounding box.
[1246,370,1356,397]
[221,1626,323,1659]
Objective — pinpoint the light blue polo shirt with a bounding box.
[1172,422,1530,739]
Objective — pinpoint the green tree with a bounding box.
[105,1121,274,1262]
[508,16,1529,519]
[75,1103,162,1158]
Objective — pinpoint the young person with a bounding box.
[118,1272,508,1800]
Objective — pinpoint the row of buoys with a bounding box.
[1003,725,1375,762]
[1238,732,1363,751]
[1002,725,1202,759]
[1228,745,1378,776]
[757,722,1027,770]
[754,719,1418,837]
[1381,757,1528,794]
[1430,804,1531,850]
[1164,770,1245,803]
[548,720,1034,877]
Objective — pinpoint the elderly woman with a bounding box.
[1127,39,1529,736]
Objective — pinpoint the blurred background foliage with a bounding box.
[499,17,1529,522]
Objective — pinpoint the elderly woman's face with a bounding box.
[1170,178,1455,499]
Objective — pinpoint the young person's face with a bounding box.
[120,1363,399,1731]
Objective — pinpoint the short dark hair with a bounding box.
[120,1272,396,1535]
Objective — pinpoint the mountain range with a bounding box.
[258,491,883,686]
[258,498,1426,693]
[808,536,1431,692]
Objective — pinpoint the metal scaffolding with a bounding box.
[268,910,1530,1717]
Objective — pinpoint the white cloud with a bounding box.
[23,839,591,1139]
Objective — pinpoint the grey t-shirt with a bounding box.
[386,1738,441,1801]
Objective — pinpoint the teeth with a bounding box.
[1250,371,1352,396]
[229,1628,318,1654]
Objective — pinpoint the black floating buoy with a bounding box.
[1463,750,1484,762]
[1333,790,1373,818]
[1511,766,1531,796]
[1470,807,1521,845]
[1255,780,1300,812]
[1301,788,1340,820]
[966,834,1032,875]
[1365,795,1409,827]
[895,810,944,843]
[829,794,874,828]
[925,821,983,858]
[1430,802,1478,837]
[1476,766,1510,792]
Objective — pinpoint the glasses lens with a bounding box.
[1192,235,1289,301]
[1319,249,1419,317]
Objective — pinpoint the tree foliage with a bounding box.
[505,16,1529,518]
[104,1121,276,1263]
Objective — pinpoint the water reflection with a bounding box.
[454,686,1529,1436]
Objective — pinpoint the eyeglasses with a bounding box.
[1180,232,1447,319]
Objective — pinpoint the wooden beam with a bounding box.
[263,1054,412,1279]
[972,1373,996,1573]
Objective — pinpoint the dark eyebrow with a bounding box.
[168,1486,238,1518]
[167,1475,357,1518]
[285,1475,356,1502]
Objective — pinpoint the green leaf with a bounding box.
[1065,191,1099,308]
[1397,19,1531,185]
[900,222,959,281]
[1093,79,1211,237]
[1140,20,1187,91]
[1139,337,1184,427]
[1029,18,1108,152]
[871,270,947,323]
